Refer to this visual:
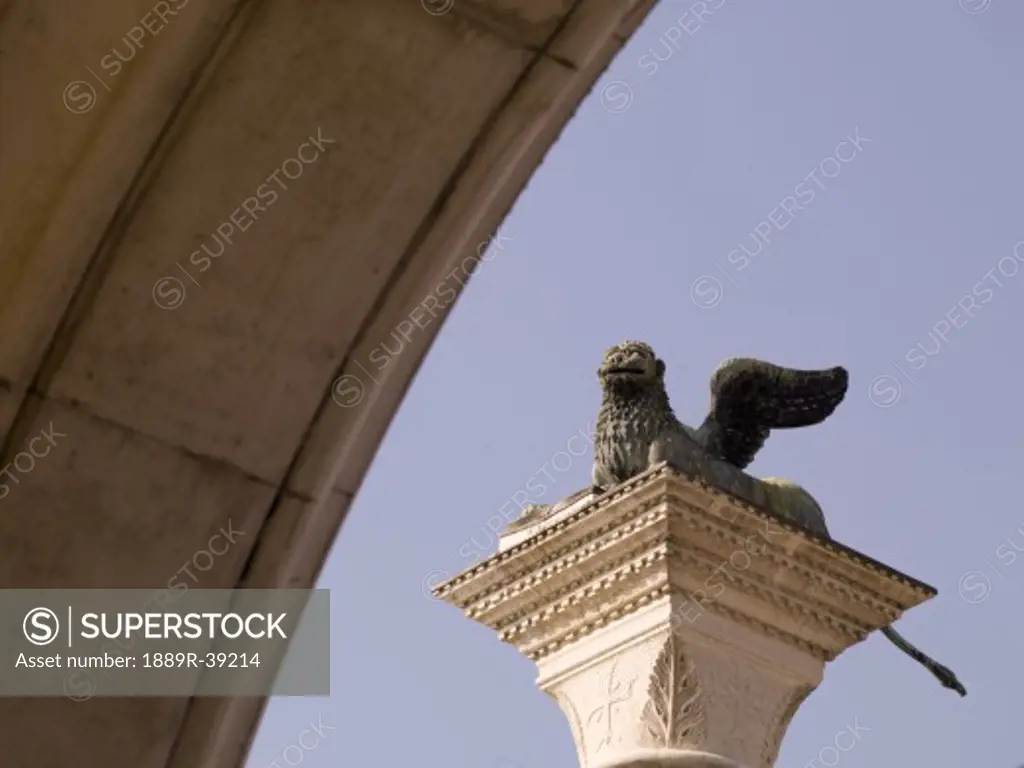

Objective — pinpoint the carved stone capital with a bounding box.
[435,463,938,767]
[536,601,816,767]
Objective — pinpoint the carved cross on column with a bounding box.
[586,660,638,755]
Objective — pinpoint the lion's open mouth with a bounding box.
[604,366,644,375]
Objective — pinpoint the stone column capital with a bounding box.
[436,463,937,767]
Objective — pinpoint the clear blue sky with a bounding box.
[247,1,1023,765]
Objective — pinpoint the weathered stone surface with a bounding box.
[437,465,937,767]
[0,0,658,765]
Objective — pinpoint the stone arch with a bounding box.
[0,0,657,764]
